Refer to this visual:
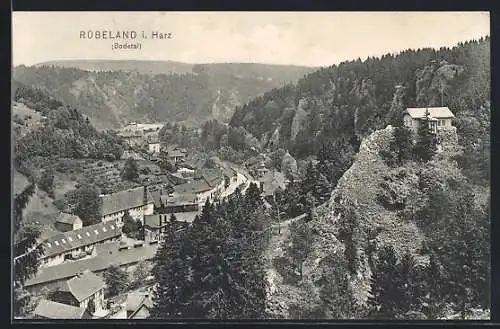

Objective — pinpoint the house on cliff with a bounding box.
[403,107,455,134]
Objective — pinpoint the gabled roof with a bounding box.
[42,221,121,258]
[144,212,199,228]
[34,299,89,319]
[161,193,198,207]
[144,214,170,228]
[405,107,455,119]
[26,242,157,287]
[56,212,81,225]
[101,186,152,216]
[173,180,213,194]
[126,293,154,318]
[61,271,106,302]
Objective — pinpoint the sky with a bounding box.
[12,11,490,67]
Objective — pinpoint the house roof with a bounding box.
[144,212,199,228]
[126,293,154,318]
[201,169,224,186]
[161,193,198,206]
[174,180,213,194]
[26,242,157,288]
[34,299,89,319]
[405,107,455,119]
[144,214,170,228]
[169,211,199,223]
[101,186,152,216]
[42,221,122,258]
[55,212,81,225]
[126,293,153,312]
[61,271,106,302]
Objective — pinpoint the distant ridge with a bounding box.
[33,60,316,77]
[34,60,195,75]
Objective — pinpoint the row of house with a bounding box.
[33,271,106,319]
[26,240,157,294]
[39,221,122,268]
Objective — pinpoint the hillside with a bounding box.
[35,60,195,75]
[229,38,490,174]
[265,124,490,319]
[13,62,315,130]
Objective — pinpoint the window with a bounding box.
[54,241,59,246]
[102,227,107,232]
[77,234,82,239]
[47,243,52,248]
[68,237,73,242]
[94,230,99,235]
[62,239,67,244]
[86,232,91,237]
[110,225,115,230]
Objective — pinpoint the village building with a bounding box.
[48,271,106,315]
[100,186,154,224]
[172,170,225,206]
[158,193,200,213]
[118,131,144,148]
[125,292,154,319]
[25,241,157,294]
[106,290,154,319]
[39,221,122,268]
[166,146,187,164]
[34,299,92,319]
[404,107,455,134]
[146,136,161,154]
[55,212,83,232]
[144,213,194,243]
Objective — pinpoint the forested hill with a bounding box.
[12,62,315,130]
[229,37,489,168]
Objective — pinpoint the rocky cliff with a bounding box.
[265,122,485,319]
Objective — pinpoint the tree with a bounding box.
[131,261,150,289]
[86,298,95,314]
[122,157,139,182]
[13,182,44,318]
[319,254,359,319]
[413,110,437,162]
[121,211,138,235]
[170,213,177,222]
[380,126,414,167]
[69,184,102,226]
[368,245,401,319]
[150,221,194,319]
[103,265,129,297]
[245,182,262,208]
[288,221,313,280]
[38,168,55,198]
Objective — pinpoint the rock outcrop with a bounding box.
[266,123,468,318]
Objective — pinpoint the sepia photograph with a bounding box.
[12,11,490,321]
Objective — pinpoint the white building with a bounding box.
[100,186,154,225]
[404,107,455,134]
[39,221,122,268]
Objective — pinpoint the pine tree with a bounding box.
[319,253,359,319]
[368,245,401,319]
[288,220,313,280]
[150,221,194,318]
[103,265,129,297]
[413,110,437,162]
[13,182,43,318]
